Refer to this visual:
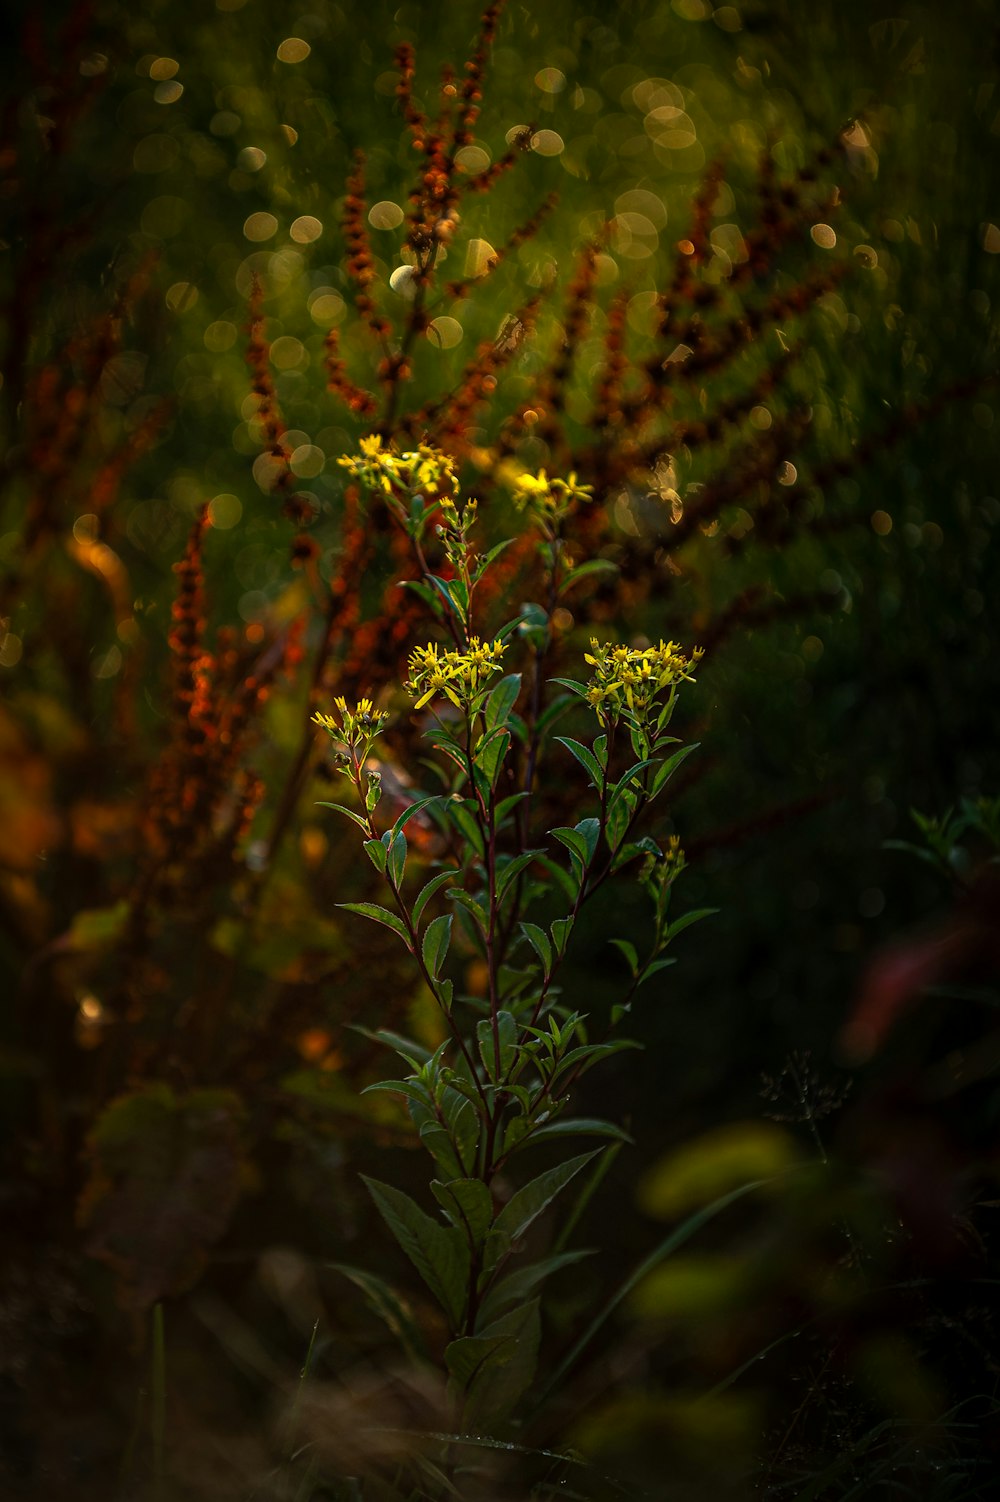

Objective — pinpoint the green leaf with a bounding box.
[496,850,542,903]
[575,817,601,861]
[350,1026,431,1065]
[412,868,461,927]
[494,1150,600,1242]
[445,1332,512,1394]
[477,1011,517,1083]
[650,742,699,799]
[315,800,369,832]
[401,579,444,618]
[534,694,575,738]
[527,1117,633,1147]
[610,758,658,807]
[638,957,676,985]
[431,1178,494,1247]
[337,901,412,949]
[520,922,552,976]
[665,907,718,940]
[329,1262,427,1363]
[535,853,576,902]
[363,838,387,874]
[605,787,635,852]
[485,674,521,732]
[422,913,452,980]
[478,1250,594,1325]
[448,887,489,933]
[388,795,443,846]
[362,1177,469,1328]
[554,735,602,786]
[495,791,530,826]
[610,938,638,975]
[387,830,407,887]
[552,825,589,872]
[445,799,485,859]
[419,1124,465,1182]
[475,538,515,578]
[361,1078,433,1111]
[426,573,463,619]
[476,728,510,789]
[558,558,619,595]
[550,1039,641,1085]
[550,915,574,958]
[460,1301,541,1428]
[548,676,587,700]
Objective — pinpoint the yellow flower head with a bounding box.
[583,637,699,724]
[312,697,389,748]
[406,636,507,711]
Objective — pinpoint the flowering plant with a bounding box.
[313,444,711,1469]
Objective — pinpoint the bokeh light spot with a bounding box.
[277,37,311,63]
[426,316,464,349]
[535,67,567,93]
[456,144,491,173]
[204,320,238,352]
[290,215,323,244]
[308,289,346,324]
[165,281,198,313]
[208,493,242,528]
[290,444,325,478]
[389,265,419,300]
[531,129,565,156]
[244,211,278,242]
[270,336,307,370]
[811,223,837,249]
[368,200,404,230]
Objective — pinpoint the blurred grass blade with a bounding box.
[151,1302,166,1490]
[536,1177,775,1409]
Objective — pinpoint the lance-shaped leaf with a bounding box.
[520,921,553,977]
[484,673,521,731]
[494,1150,600,1243]
[650,742,699,799]
[477,1011,517,1082]
[431,1177,494,1248]
[337,902,412,949]
[361,1177,469,1329]
[422,913,452,979]
[458,1300,541,1429]
[478,1249,594,1326]
[412,868,461,927]
[554,735,602,787]
[315,800,368,832]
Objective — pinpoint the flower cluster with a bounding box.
[406,636,506,710]
[583,638,702,722]
[338,435,459,501]
[313,697,389,766]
